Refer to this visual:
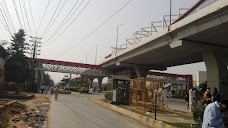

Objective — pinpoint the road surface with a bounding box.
[48,93,150,128]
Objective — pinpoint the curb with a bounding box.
[90,99,176,128]
[168,98,185,102]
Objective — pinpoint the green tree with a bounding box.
[10,29,28,55]
[0,45,8,60]
[5,29,30,83]
[43,73,54,86]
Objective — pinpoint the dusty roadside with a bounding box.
[0,94,50,128]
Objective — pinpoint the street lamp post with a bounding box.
[170,0,172,25]
[115,24,123,57]
[95,44,101,64]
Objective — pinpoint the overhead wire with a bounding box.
[36,0,51,35]
[52,0,133,59]
[18,0,28,35]
[22,0,33,36]
[0,7,13,36]
[43,0,81,44]
[41,0,68,38]
[41,0,62,38]
[2,0,16,33]
[18,0,31,45]
[12,0,23,29]
[28,0,37,36]
[0,0,14,35]
[0,24,9,40]
[0,14,11,39]
[44,0,90,47]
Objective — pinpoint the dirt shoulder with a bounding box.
[0,94,50,128]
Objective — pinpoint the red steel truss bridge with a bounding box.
[33,58,111,77]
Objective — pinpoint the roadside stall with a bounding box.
[129,77,165,112]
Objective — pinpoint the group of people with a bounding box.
[40,85,60,101]
[153,87,168,107]
[185,87,219,112]
[185,87,228,127]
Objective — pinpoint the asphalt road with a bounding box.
[48,93,150,128]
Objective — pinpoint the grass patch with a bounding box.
[0,91,35,99]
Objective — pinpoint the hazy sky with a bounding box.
[1,0,206,83]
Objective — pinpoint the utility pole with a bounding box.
[29,36,42,92]
[170,0,172,26]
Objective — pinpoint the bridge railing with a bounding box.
[121,8,189,49]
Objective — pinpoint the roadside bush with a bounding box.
[193,104,204,126]
[79,89,89,93]
[70,88,80,92]
[14,86,21,94]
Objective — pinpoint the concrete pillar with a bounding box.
[69,73,72,88]
[97,77,103,89]
[88,78,94,90]
[180,85,183,96]
[202,50,228,98]
[133,65,149,78]
[176,84,178,96]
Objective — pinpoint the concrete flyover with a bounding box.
[100,0,228,97]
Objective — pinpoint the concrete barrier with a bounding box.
[91,99,176,128]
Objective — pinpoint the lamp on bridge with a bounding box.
[95,44,101,64]
[169,40,182,48]
[115,24,124,57]
[116,59,120,66]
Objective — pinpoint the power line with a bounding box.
[12,0,23,29]
[2,0,16,33]
[52,0,133,59]
[0,0,15,34]
[43,0,81,44]
[44,0,90,47]
[0,7,13,36]
[0,24,9,40]
[0,16,11,38]
[41,0,62,38]
[22,0,33,35]
[18,0,31,45]
[28,0,37,35]
[36,0,51,35]
[18,0,28,35]
[41,0,68,38]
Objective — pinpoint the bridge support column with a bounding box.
[88,78,94,90]
[133,65,149,78]
[97,77,103,90]
[202,51,228,98]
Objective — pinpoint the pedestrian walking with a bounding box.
[41,84,45,94]
[185,92,189,109]
[46,86,49,94]
[213,87,218,102]
[189,88,195,112]
[162,87,168,107]
[55,86,60,101]
[50,86,53,95]
[202,93,226,128]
